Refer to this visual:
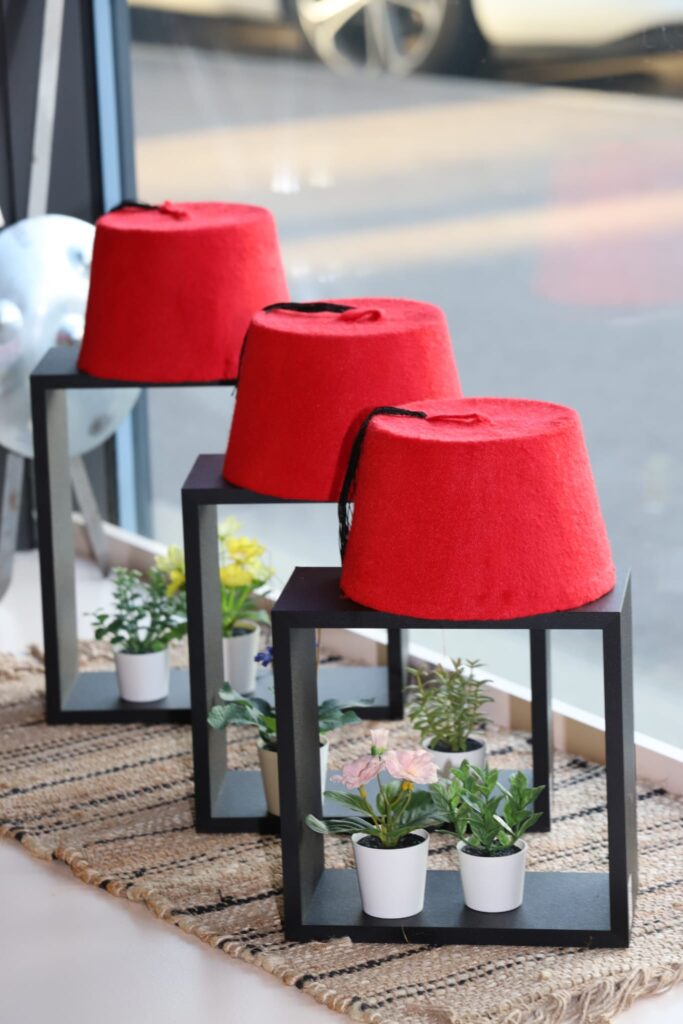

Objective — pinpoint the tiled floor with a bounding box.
[0,841,336,1024]
[0,552,680,1023]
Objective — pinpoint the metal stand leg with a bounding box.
[0,448,109,602]
[529,629,553,831]
[603,578,637,945]
[0,453,25,599]
[71,456,110,576]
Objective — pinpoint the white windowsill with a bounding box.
[72,519,683,795]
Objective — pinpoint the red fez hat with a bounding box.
[339,398,615,620]
[223,298,461,501]
[78,201,289,382]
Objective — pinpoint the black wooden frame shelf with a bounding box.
[273,567,636,947]
[182,454,407,833]
[31,347,235,725]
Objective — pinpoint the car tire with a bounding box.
[290,0,486,77]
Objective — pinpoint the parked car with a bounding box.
[131,0,683,77]
[292,0,683,75]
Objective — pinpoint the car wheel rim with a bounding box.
[296,0,449,76]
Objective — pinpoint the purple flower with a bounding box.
[255,646,273,667]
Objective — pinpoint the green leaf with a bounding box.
[375,780,402,815]
[208,702,258,730]
[306,816,371,836]
[317,698,348,714]
[514,812,543,839]
[336,709,362,726]
[323,791,372,816]
[249,696,275,717]
[400,802,440,829]
[304,814,330,834]
[207,705,232,730]
[460,792,482,813]
[406,789,438,812]
[318,697,372,714]
[217,684,250,703]
[319,708,362,733]
[239,608,271,626]
[391,821,433,842]
[429,783,451,809]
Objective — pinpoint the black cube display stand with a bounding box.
[31,347,235,725]
[182,455,407,833]
[273,567,636,947]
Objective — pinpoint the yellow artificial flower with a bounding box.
[245,557,271,585]
[155,545,186,596]
[166,569,186,597]
[227,536,266,563]
[155,544,184,574]
[220,563,253,589]
[217,515,241,541]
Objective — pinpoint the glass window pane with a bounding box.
[129,2,683,744]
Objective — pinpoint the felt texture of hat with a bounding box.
[223,297,461,501]
[340,397,615,620]
[78,201,289,382]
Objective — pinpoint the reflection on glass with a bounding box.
[128,0,683,743]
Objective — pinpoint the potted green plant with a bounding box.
[208,676,365,816]
[406,658,493,777]
[306,730,441,918]
[90,567,186,703]
[431,763,544,913]
[217,517,272,696]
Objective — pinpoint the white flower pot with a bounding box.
[422,736,486,778]
[457,839,527,913]
[222,625,259,695]
[352,829,429,919]
[114,648,170,703]
[258,738,329,817]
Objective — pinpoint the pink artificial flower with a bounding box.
[383,748,438,786]
[332,754,382,790]
[370,728,389,753]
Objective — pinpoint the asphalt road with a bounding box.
[130,43,683,743]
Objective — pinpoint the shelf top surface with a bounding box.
[31,347,236,389]
[182,455,307,504]
[272,566,630,629]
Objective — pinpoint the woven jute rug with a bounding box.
[1,648,681,1024]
